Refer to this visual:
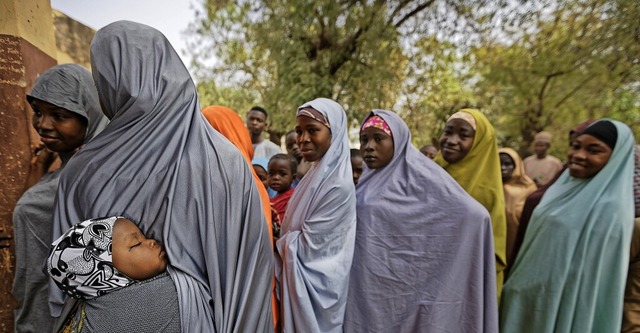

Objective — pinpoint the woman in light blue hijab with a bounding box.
[501,119,635,332]
[276,98,356,332]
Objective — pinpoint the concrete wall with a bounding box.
[53,9,94,68]
[1,2,95,330]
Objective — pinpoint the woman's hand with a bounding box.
[31,143,58,169]
[24,142,59,190]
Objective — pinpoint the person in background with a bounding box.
[285,129,311,183]
[344,110,497,332]
[435,109,507,300]
[51,21,273,332]
[253,157,274,195]
[624,145,640,333]
[350,148,364,185]
[247,106,282,159]
[523,131,564,187]
[12,64,109,333]
[202,105,280,330]
[501,119,635,332]
[268,153,297,235]
[202,105,274,236]
[276,98,356,332]
[420,144,438,159]
[498,148,537,278]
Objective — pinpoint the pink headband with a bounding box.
[361,115,392,137]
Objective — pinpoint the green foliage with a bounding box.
[188,0,497,141]
[187,0,639,151]
[473,0,640,157]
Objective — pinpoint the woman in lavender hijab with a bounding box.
[344,110,498,332]
[50,21,273,332]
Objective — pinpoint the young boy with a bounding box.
[47,216,168,300]
[268,154,297,235]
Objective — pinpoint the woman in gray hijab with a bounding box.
[50,21,274,332]
[12,64,109,332]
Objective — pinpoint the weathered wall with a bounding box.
[53,9,94,68]
[0,0,57,331]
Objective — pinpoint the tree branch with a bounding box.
[393,1,436,28]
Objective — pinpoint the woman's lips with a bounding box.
[40,136,59,145]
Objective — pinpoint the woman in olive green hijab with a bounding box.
[435,108,507,299]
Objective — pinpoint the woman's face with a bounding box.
[568,134,613,179]
[30,99,87,153]
[500,153,515,182]
[295,115,331,162]
[439,118,475,163]
[360,127,394,169]
[112,218,168,281]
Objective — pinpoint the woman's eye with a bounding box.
[33,111,42,117]
[588,148,602,154]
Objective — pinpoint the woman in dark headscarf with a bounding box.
[501,119,635,332]
[50,21,273,332]
[344,110,498,332]
[12,64,108,332]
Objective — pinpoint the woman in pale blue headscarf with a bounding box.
[501,119,635,332]
[276,98,356,332]
[51,21,273,332]
[344,110,498,332]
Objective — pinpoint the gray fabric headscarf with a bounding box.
[27,64,109,154]
[343,110,499,332]
[276,98,357,332]
[50,21,274,332]
[12,64,108,332]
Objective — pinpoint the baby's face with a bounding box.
[112,218,168,280]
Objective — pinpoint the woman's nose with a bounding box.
[573,149,586,160]
[36,115,54,131]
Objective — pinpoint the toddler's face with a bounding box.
[112,218,168,280]
[268,158,294,193]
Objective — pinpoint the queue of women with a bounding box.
[12,20,638,333]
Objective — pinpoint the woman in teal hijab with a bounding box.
[500,119,635,332]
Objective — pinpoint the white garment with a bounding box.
[253,139,282,159]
